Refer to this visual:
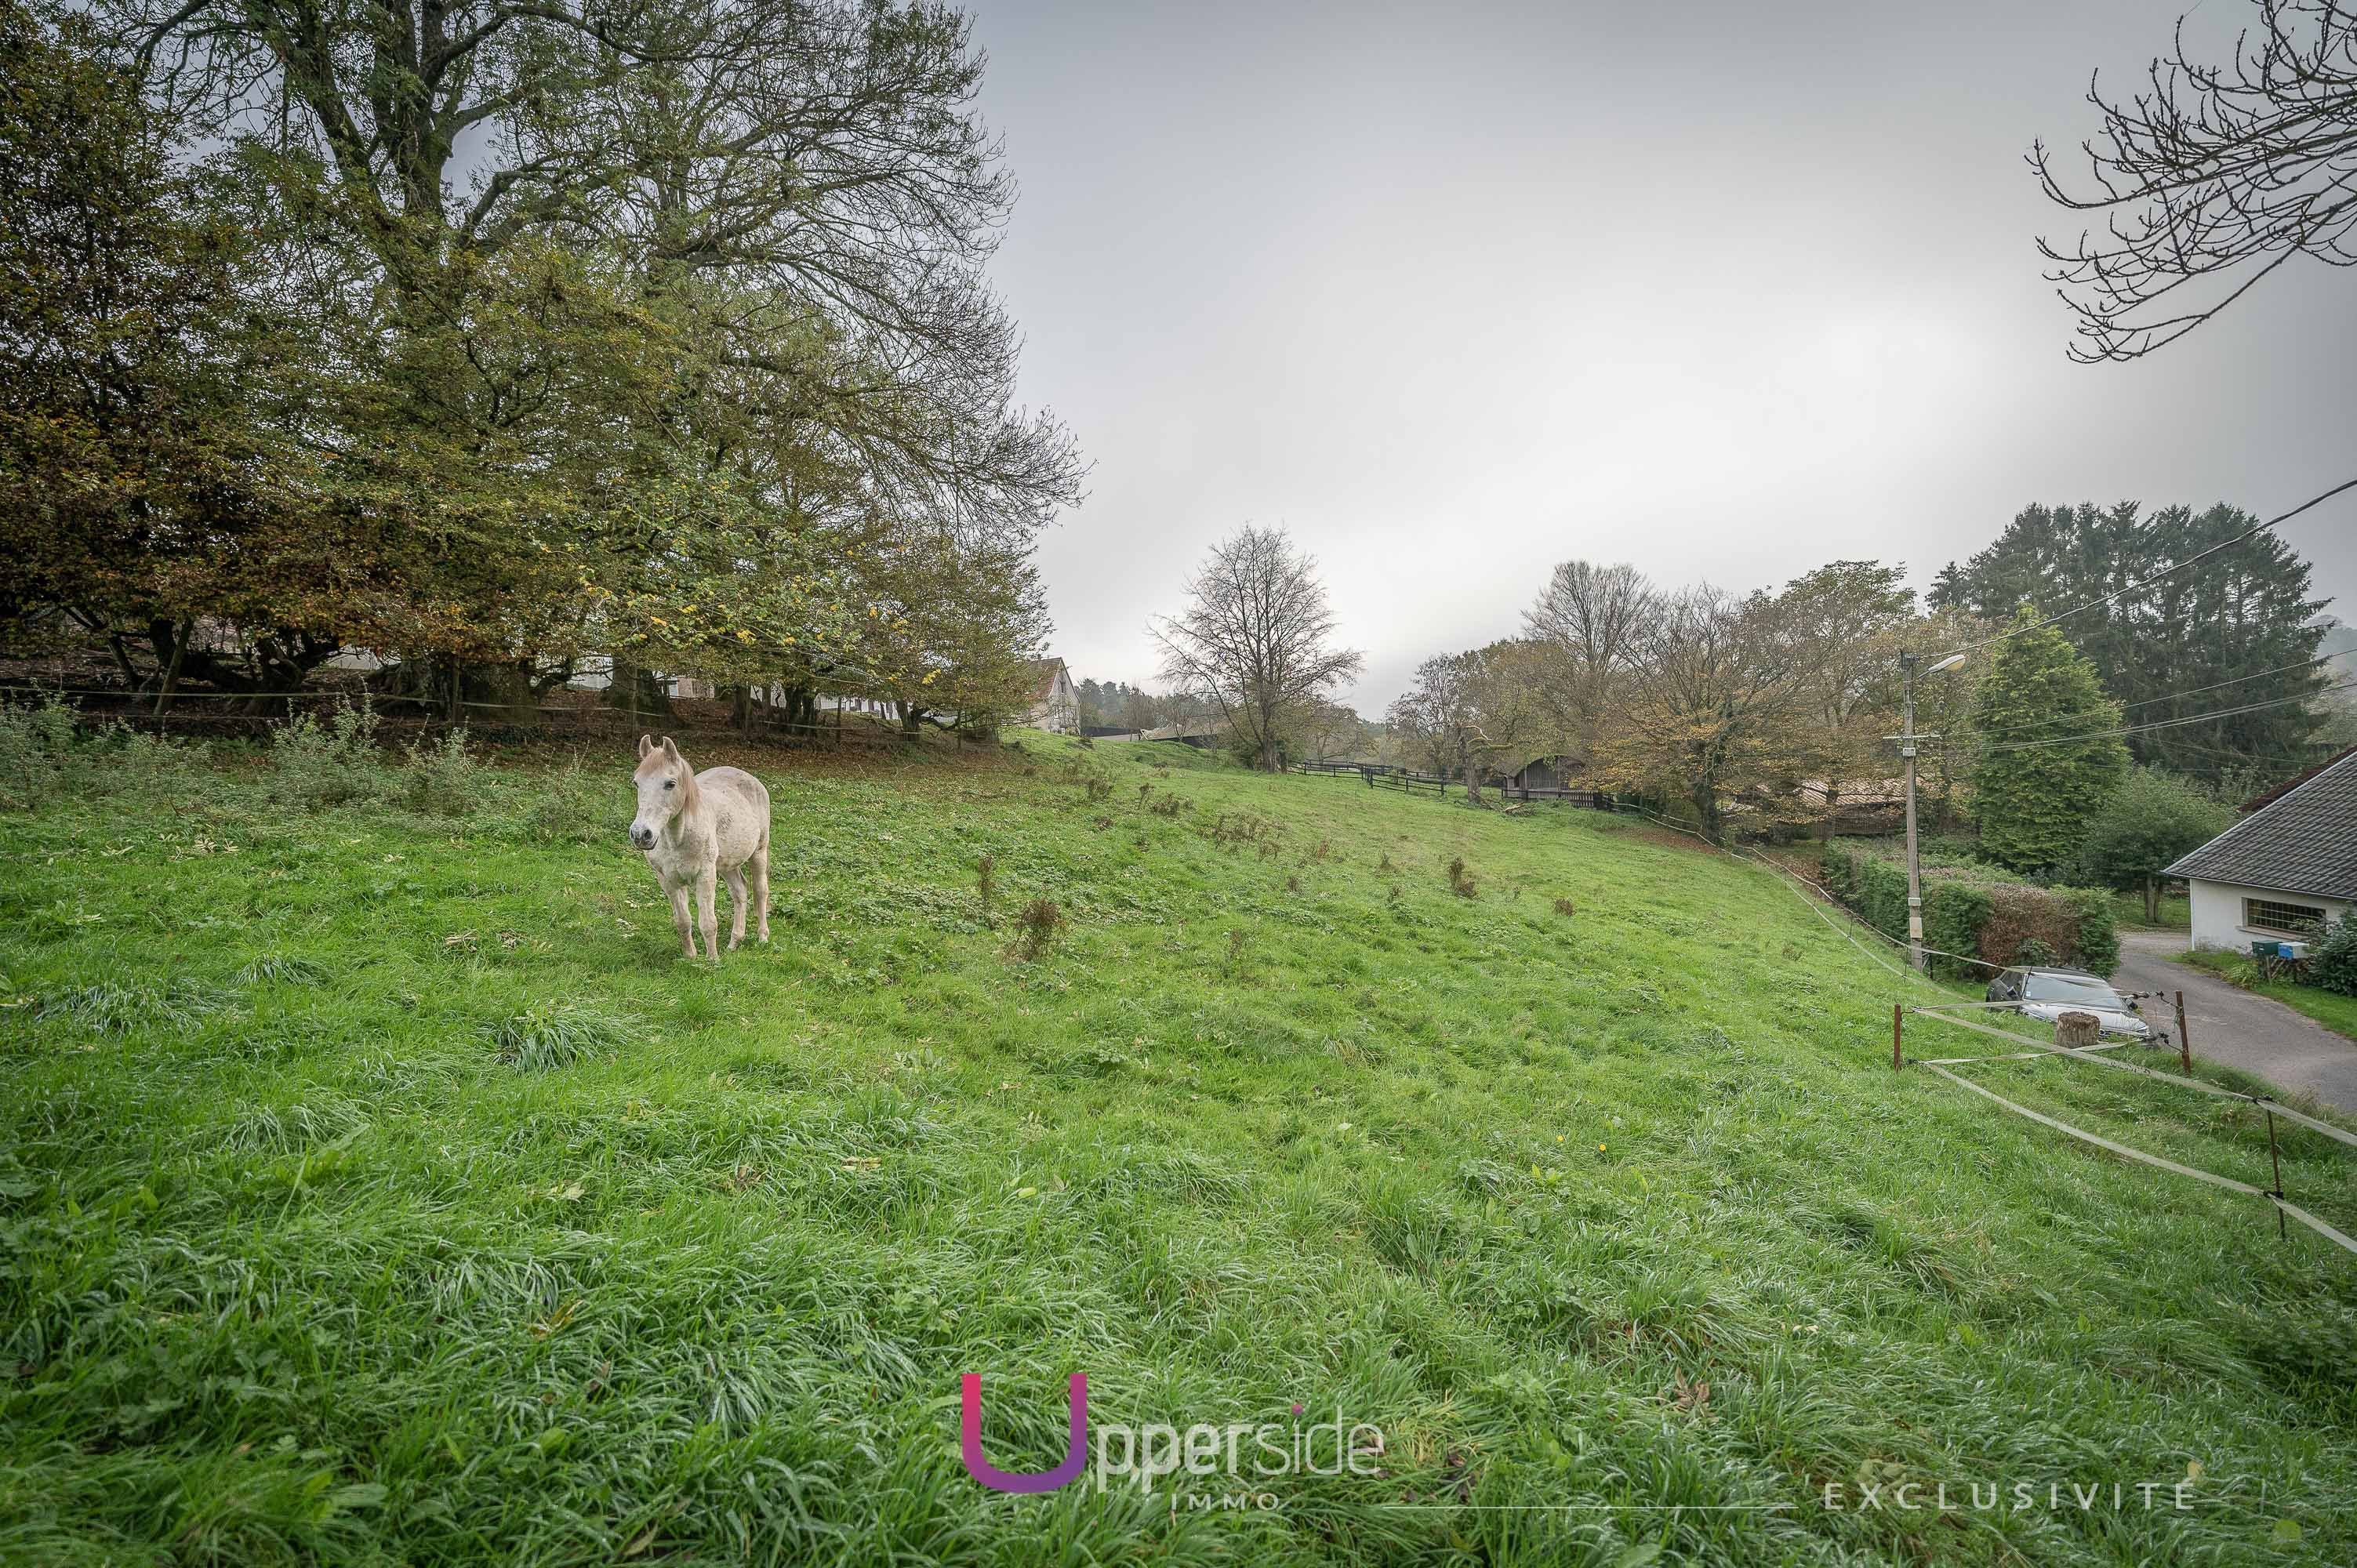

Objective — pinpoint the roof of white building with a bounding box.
[2165,750,2357,900]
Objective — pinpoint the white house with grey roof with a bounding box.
[2166,747,2357,953]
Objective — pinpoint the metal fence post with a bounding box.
[1893,1004,1903,1070]
[2176,990,2191,1074]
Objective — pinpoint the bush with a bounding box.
[2314,913,2357,998]
[404,727,481,815]
[2076,770,2234,922]
[1818,838,2119,976]
[0,692,82,808]
[1014,897,1064,960]
[1855,857,1909,941]
[2059,887,2120,978]
[1922,881,1992,979]
[270,697,387,808]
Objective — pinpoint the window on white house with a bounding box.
[2243,898,2326,935]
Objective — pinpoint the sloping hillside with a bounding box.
[3,729,2352,1566]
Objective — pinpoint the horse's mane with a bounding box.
[674,747,703,818]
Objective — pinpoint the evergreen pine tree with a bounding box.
[1970,611,2132,871]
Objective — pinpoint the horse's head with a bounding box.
[630,735,692,849]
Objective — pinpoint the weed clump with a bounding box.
[270,697,387,808]
[236,953,329,986]
[1286,874,1302,893]
[1553,897,1577,918]
[41,980,227,1034]
[1448,858,1478,898]
[1149,795,1185,818]
[1378,854,1396,873]
[976,852,997,919]
[404,727,481,815]
[488,1002,641,1069]
[1014,898,1064,960]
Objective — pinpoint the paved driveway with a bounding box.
[2113,931,2357,1113]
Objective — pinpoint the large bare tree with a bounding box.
[1153,525,1363,771]
[2034,1,2357,361]
[1521,559,1654,761]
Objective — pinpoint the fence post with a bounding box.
[1892,1004,1903,1070]
[2266,1109,2287,1240]
[2175,991,2191,1073]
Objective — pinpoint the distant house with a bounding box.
[1487,754,1586,792]
[2165,747,2357,952]
[1025,657,1080,733]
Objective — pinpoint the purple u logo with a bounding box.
[960,1373,1088,1494]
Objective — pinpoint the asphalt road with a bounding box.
[2114,931,2357,1114]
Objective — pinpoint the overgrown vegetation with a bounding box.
[3,727,2354,1565]
[1819,840,2119,977]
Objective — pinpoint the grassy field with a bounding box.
[2177,950,2357,1045]
[4,723,2356,1566]
[2108,889,2192,934]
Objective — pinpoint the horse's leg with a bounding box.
[667,880,695,958]
[696,862,720,960]
[723,864,748,950]
[750,842,770,944]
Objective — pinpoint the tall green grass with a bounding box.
[2,727,2352,1565]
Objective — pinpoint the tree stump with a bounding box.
[2055,1011,2101,1050]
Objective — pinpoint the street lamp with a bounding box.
[1899,650,1969,971]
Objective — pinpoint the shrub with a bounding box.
[1922,881,1992,979]
[404,727,481,815]
[1855,857,1909,942]
[2059,887,2120,977]
[270,697,387,808]
[1014,897,1064,960]
[1980,885,2080,970]
[1818,842,1861,902]
[2076,769,2233,922]
[1820,839,2117,976]
[2312,913,2357,998]
[0,692,85,808]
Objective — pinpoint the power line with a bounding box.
[1932,474,2357,662]
[1965,676,2357,755]
[1969,646,2355,741]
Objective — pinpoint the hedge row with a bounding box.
[1818,842,2119,979]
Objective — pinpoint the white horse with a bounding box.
[628,735,772,960]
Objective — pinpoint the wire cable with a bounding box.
[1930,475,2357,662]
[1963,677,2357,755]
[1968,646,2356,741]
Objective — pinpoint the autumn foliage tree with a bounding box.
[5,0,1081,715]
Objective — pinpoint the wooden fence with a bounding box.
[1288,759,1614,810]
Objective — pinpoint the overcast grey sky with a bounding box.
[964,0,2356,713]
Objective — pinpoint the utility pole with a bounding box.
[1898,649,1968,973]
[1901,652,1924,972]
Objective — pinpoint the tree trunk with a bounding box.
[153,620,191,717]
[603,662,674,723]
[2145,876,2162,924]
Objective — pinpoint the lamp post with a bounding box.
[1900,650,1969,971]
